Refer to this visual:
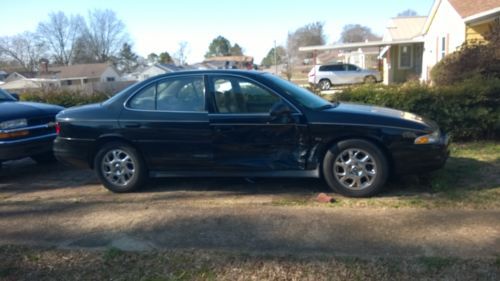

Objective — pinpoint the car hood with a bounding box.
[322,102,437,132]
[0,101,64,122]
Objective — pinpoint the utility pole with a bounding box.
[274,40,278,75]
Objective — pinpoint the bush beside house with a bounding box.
[430,19,500,85]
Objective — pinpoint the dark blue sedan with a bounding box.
[0,89,63,166]
[54,70,449,197]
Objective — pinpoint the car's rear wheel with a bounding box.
[94,142,146,193]
[318,79,332,90]
[31,151,57,164]
[323,139,388,197]
[364,76,377,84]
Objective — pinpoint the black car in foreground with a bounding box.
[54,70,449,197]
[0,89,63,166]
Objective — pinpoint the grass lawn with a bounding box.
[272,141,500,209]
[1,245,498,281]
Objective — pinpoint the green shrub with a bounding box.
[20,90,109,108]
[331,78,500,141]
[430,19,500,85]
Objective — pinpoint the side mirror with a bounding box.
[10,93,20,101]
[270,102,291,117]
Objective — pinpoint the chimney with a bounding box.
[39,58,49,74]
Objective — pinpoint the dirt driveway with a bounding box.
[0,159,499,258]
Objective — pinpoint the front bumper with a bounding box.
[0,134,56,161]
[393,132,450,175]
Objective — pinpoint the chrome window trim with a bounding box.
[123,74,207,114]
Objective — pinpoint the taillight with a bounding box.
[55,122,61,135]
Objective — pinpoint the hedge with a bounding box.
[329,78,500,140]
[21,90,109,108]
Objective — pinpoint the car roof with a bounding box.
[153,69,268,79]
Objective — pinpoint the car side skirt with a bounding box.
[150,169,320,178]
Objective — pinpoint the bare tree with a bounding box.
[37,11,84,65]
[287,22,326,65]
[82,9,128,62]
[397,9,418,17]
[340,24,381,43]
[174,41,189,65]
[0,32,46,72]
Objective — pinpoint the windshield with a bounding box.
[0,89,16,102]
[264,74,333,110]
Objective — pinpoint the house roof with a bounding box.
[448,0,500,18]
[204,56,254,63]
[384,16,427,41]
[47,63,112,79]
[156,63,184,72]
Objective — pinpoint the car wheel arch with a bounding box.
[89,135,145,170]
[316,135,394,177]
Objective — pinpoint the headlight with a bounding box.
[0,118,27,130]
[414,130,440,144]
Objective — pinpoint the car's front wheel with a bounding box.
[323,139,388,197]
[94,142,146,193]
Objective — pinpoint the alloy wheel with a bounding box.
[101,149,136,186]
[333,148,377,190]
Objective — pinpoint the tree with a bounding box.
[230,43,243,56]
[147,53,159,64]
[116,43,138,73]
[260,46,286,67]
[340,24,381,43]
[0,32,46,72]
[205,36,231,58]
[72,35,97,63]
[37,11,84,65]
[286,22,326,64]
[82,9,129,62]
[174,41,189,65]
[159,52,173,64]
[397,9,418,17]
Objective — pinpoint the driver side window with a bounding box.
[212,76,280,114]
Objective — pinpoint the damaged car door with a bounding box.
[207,74,309,171]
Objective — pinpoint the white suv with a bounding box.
[308,63,381,90]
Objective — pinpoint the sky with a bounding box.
[0,0,434,64]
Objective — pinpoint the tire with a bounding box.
[318,79,331,90]
[94,142,146,193]
[364,76,377,84]
[323,139,389,197]
[31,152,57,164]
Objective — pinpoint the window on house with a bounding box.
[399,45,412,69]
[106,77,115,82]
[440,37,446,60]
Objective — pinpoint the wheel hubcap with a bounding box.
[333,148,377,190]
[101,149,135,186]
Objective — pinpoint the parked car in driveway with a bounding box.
[308,63,381,90]
[54,70,449,197]
[0,89,63,166]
